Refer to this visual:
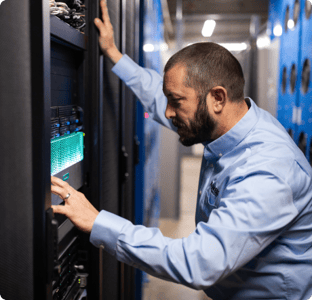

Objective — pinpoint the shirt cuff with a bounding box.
[112,54,140,83]
[90,210,130,256]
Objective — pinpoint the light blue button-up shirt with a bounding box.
[90,55,312,300]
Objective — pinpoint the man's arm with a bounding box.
[93,0,176,131]
[51,159,300,290]
[89,164,299,289]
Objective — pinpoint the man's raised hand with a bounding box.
[94,0,123,64]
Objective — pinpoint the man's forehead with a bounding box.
[163,65,188,89]
[165,63,187,77]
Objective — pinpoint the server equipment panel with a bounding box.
[47,209,88,300]
[48,5,90,300]
[50,105,84,206]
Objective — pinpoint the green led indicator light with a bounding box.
[63,173,70,181]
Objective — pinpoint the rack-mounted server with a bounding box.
[47,209,88,300]
[50,105,84,206]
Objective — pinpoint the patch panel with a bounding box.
[51,105,84,139]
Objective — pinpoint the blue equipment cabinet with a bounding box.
[296,0,312,162]
[276,0,301,140]
[268,0,284,40]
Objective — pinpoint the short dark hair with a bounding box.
[164,42,245,102]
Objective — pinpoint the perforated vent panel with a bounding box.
[51,132,84,175]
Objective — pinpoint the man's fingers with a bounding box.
[51,205,67,216]
[51,179,75,201]
[51,176,75,192]
[51,176,68,187]
[100,0,111,24]
[51,184,67,200]
[94,18,105,31]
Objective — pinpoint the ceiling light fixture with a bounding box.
[219,43,248,52]
[143,44,155,52]
[201,20,216,37]
[257,36,271,49]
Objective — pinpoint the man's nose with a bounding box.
[165,103,176,119]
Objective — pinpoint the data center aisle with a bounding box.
[143,156,211,300]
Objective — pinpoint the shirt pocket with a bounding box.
[205,180,220,208]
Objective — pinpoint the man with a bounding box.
[51,1,312,299]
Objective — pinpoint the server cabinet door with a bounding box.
[0,0,50,299]
[296,0,312,162]
[277,0,301,140]
[97,0,122,299]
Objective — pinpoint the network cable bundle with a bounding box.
[49,0,86,33]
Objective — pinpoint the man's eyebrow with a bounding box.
[165,92,183,98]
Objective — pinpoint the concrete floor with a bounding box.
[143,156,211,300]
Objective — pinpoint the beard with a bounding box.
[172,99,216,147]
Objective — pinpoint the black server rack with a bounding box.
[0,0,140,299]
[97,0,122,298]
[119,0,138,299]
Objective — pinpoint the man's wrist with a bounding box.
[106,47,123,65]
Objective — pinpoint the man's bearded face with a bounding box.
[172,96,216,146]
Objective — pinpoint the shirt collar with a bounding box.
[203,98,258,160]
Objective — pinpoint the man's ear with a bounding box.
[208,86,228,113]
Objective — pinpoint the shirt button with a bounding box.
[100,244,105,250]
[199,190,202,195]
[219,153,222,157]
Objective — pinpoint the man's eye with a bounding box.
[169,98,181,108]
